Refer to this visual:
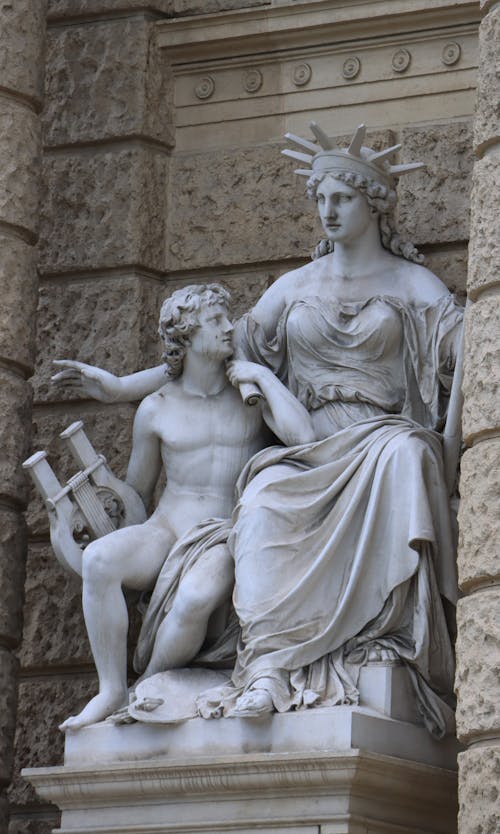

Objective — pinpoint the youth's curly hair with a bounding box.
[158,283,231,378]
[307,170,424,264]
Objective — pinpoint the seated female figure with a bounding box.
[201,125,463,738]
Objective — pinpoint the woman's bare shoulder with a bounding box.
[250,261,316,325]
[394,259,451,305]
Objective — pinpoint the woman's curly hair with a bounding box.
[158,283,231,379]
[307,170,424,264]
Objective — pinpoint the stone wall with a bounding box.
[7,3,173,832]
[0,2,46,832]
[455,2,500,833]
[4,1,497,832]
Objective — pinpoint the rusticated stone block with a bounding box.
[0,371,32,506]
[458,439,500,591]
[467,155,500,296]
[216,269,279,319]
[458,745,500,834]
[0,649,20,785]
[422,245,468,301]
[39,147,168,273]
[462,296,500,443]
[474,7,500,152]
[9,675,97,807]
[19,544,90,669]
[168,142,314,271]
[397,122,474,246]
[455,591,500,741]
[0,509,26,650]
[33,274,164,403]
[44,18,173,147]
[0,234,38,372]
[0,1,46,106]
[0,101,41,237]
[26,403,136,538]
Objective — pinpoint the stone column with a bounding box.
[0,1,47,830]
[9,3,173,831]
[456,1,500,832]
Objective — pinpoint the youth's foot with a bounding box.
[231,689,274,718]
[59,690,128,732]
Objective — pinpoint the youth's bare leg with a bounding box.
[144,544,234,677]
[61,522,175,730]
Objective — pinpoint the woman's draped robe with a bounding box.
[197,294,463,738]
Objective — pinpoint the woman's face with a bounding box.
[315,177,376,245]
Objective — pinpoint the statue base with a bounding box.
[25,711,458,832]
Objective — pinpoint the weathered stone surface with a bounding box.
[19,544,89,669]
[47,0,265,18]
[467,154,500,296]
[458,745,500,834]
[455,591,500,741]
[475,7,500,152]
[26,404,136,538]
[39,147,168,273]
[48,0,173,19]
[462,295,500,442]
[422,245,468,301]
[0,794,8,831]
[0,1,46,106]
[33,274,164,403]
[8,675,97,807]
[167,142,315,271]
[173,0,269,13]
[44,19,173,147]
[0,234,38,372]
[0,371,32,506]
[0,102,41,237]
[8,814,60,834]
[458,439,500,591]
[397,122,474,246]
[0,649,20,785]
[0,509,26,650]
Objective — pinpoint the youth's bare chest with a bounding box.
[154,386,261,454]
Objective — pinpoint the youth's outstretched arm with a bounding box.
[52,361,166,403]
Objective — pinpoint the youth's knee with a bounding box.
[82,539,121,585]
[173,576,216,625]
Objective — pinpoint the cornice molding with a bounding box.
[24,749,456,808]
[157,0,480,62]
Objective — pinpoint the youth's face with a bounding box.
[316,177,376,244]
[189,303,234,360]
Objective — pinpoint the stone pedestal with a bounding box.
[25,698,459,834]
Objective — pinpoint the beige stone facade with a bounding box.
[0,1,498,832]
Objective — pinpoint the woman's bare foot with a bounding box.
[231,688,274,718]
[59,689,128,732]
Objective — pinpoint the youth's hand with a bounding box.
[226,360,269,388]
[51,360,121,403]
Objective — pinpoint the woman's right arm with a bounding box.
[51,361,166,403]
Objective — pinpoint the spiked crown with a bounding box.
[282,123,424,189]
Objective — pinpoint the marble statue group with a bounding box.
[37,124,463,739]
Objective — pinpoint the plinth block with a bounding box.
[25,707,459,834]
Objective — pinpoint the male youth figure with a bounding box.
[60,284,314,730]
